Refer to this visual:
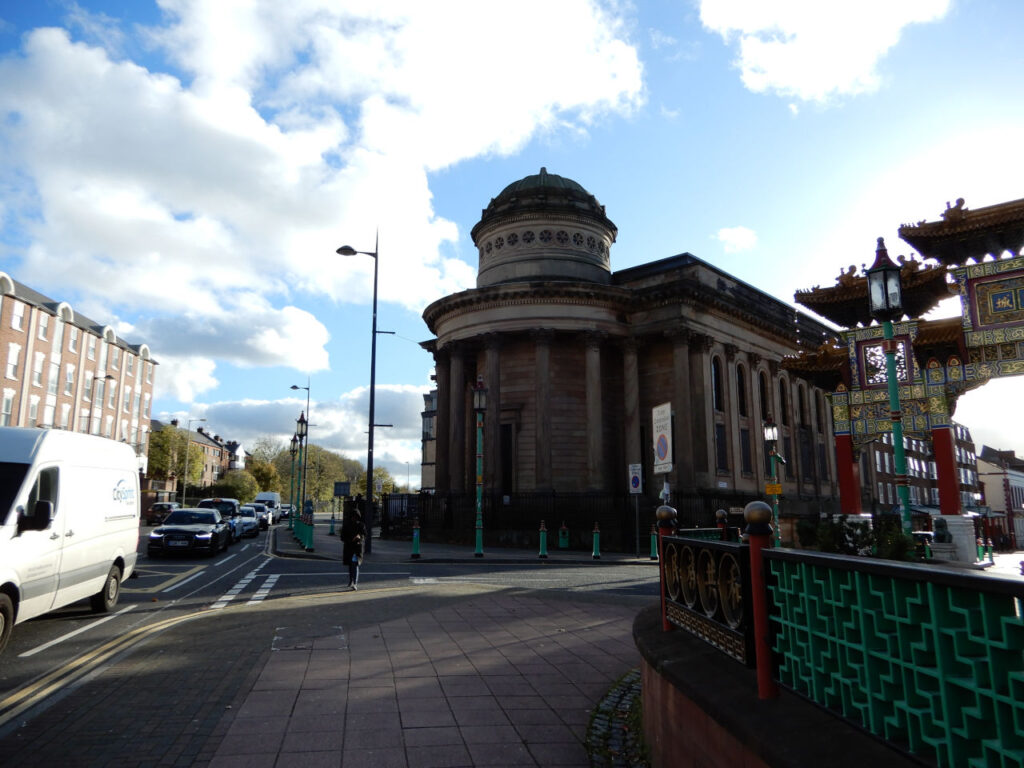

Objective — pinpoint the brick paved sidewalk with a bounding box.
[206,592,641,768]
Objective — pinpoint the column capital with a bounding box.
[530,328,556,344]
[724,343,739,361]
[664,326,693,345]
[481,332,503,351]
[584,330,608,349]
[767,359,780,376]
[749,352,762,368]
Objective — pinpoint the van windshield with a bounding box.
[0,462,31,526]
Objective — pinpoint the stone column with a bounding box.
[931,425,962,516]
[749,355,765,484]
[834,433,862,515]
[688,335,712,480]
[434,347,450,493]
[448,344,466,493]
[623,339,641,480]
[724,344,741,486]
[484,334,501,493]
[668,329,695,489]
[585,333,605,491]
[534,330,553,491]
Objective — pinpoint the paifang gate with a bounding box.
[786,196,1024,529]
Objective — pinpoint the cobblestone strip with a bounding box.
[586,668,650,768]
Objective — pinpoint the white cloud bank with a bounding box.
[698,0,951,103]
[716,225,757,253]
[0,1,644,389]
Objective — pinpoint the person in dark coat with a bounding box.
[341,510,367,590]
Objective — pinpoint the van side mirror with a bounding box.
[18,500,53,533]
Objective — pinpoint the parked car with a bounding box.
[250,502,270,529]
[236,505,260,537]
[197,498,242,543]
[148,509,231,557]
[279,504,293,519]
[145,501,181,526]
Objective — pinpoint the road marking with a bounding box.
[246,574,280,604]
[123,565,206,594]
[161,571,205,592]
[0,609,215,729]
[18,606,137,658]
[211,561,270,610]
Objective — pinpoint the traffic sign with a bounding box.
[765,483,782,495]
[628,464,642,494]
[652,403,672,474]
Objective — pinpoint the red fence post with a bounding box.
[744,500,779,700]
[656,504,677,632]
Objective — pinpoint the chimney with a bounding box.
[170,419,179,427]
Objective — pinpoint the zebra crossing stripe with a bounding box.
[247,574,280,604]
[211,561,269,610]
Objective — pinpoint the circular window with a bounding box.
[485,242,492,254]
[586,236,596,251]
[572,233,584,246]
[507,232,519,246]
[523,231,535,244]
[539,230,553,243]
[555,230,569,245]
[494,236,504,250]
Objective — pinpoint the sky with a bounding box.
[1,0,1022,488]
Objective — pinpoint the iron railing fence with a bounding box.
[379,490,751,553]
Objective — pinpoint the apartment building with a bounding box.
[0,272,156,469]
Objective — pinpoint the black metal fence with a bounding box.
[378,489,759,554]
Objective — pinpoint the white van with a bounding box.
[254,491,281,522]
[0,427,140,653]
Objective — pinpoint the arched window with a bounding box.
[712,357,724,412]
[759,371,770,421]
[780,380,790,425]
[815,392,825,433]
[736,364,748,417]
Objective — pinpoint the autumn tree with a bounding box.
[207,470,260,504]
[146,425,203,486]
[248,460,282,494]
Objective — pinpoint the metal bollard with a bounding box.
[649,523,659,560]
[591,522,600,560]
[539,520,548,559]
[329,513,336,536]
[411,517,421,559]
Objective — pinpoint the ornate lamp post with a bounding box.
[288,434,298,531]
[762,415,782,547]
[296,411,308,519]
[472,376,487,557]
[866,237,912,534]
[179,417,206,506]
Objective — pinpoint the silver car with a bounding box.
[236,505,260,537]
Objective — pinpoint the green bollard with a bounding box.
[411,517,421,559]
[592,522,601,560]
[539,520,548,559]
[649,523,659,561]
[329,513,336,536]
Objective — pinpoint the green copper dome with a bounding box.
[471,167,616,243]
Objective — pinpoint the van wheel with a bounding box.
[90,566,121,613]
[0,594,14,654]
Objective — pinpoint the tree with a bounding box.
[146,425,202,486]
[249,460,282,493]
[207,470,260,504]
[249,436,286,465]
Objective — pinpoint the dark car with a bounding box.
[144,501,181,526]
[148,509,231,557]
[197,497,242,543]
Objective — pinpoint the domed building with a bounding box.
[420,169,837,548]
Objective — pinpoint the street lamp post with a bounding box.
[763,415,782,547]
[473,376,487,557]
[179,417,206,506]
[288,434,298,531]
[296,411,308,517]
[867,237,912,534]
[291,379,311,517]
[337,234,394,555]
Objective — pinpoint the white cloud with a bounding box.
[716,225,757,253]
[153,356,219,402]
[698,0,950,103]
[0,2,643,383]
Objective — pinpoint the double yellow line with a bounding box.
[0,608,216,729]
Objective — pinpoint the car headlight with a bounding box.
[149,531,163,539]
[196,532,213,539]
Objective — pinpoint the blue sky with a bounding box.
[1,0,1022,485]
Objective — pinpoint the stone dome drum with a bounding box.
[471,168,618,288]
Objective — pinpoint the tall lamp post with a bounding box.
[179,417,206,506]
[291,379,311,516]
[762,415,782,547]
[866,237,912,534]
[296,411,308,519]
[473,376,487,557]
[337,234,394,554]
[288,434,298,531]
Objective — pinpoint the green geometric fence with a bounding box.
[765,550,1024,768]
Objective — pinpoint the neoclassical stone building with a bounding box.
[422,169,838,524]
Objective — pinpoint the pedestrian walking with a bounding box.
[341,510,367,590]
